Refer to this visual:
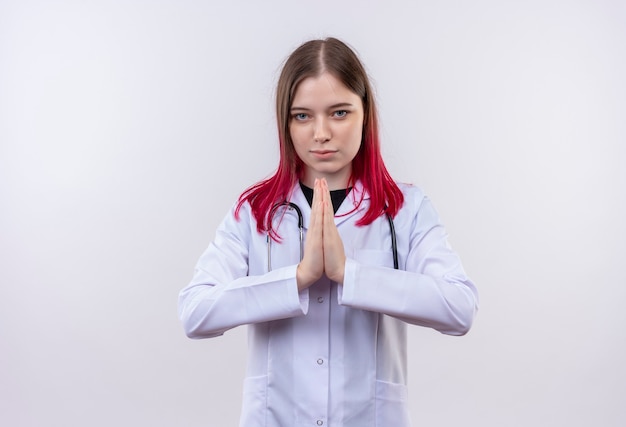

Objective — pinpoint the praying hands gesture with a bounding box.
[296,178,346,291]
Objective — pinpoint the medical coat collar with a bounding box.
[287,180,369,230]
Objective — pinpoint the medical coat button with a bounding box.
[316,420,324,426]
[317,358,324,365]
[317,296,324,303]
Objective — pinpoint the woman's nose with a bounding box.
[313,118,331,143]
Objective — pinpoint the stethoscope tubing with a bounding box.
[386,213,399,269]
[267,201,399,272]
[267,202,303,272]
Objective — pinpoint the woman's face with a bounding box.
[289,72,364,190]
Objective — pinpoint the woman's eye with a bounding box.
[333,110,348,118]
[293,113,308,121]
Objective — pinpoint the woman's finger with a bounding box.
[296,179,324,290]
[320,179,346,283]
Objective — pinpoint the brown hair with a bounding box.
[237,37,403,237]
[276,37,375,176]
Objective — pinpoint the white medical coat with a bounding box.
[179,181,478,427]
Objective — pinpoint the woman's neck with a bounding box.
[301,171,351,191]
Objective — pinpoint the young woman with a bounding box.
[179,37,478,427]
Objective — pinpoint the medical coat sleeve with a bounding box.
[338,191,479,336]
[178,203,309,338]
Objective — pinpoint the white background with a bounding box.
[1,1,625,426]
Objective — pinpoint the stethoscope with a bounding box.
[267,202,399,271]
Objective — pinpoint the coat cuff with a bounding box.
[337,258,358,306]
[281,264,310,315]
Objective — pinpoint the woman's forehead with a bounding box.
[291,73,361,109]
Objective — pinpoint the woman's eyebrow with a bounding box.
[328,102,354,109]
[290,102,355,111]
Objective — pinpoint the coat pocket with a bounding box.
[354,249,395,269]
[375,380,411,426]
[239,375,268,427]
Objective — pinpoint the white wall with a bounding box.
[1,1,624,426]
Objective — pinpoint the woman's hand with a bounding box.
[296,179,325,290]
[320,178,346,284]
[296,178,346,291]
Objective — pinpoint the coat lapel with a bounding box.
[334,180,370,227]
[285,180,370,230]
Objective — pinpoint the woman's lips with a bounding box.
[311,150,337,158]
